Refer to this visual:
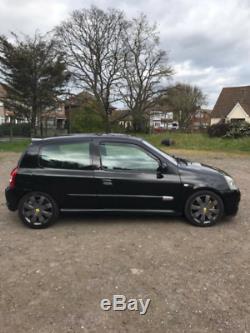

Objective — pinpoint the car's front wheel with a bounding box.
[185,190,224,227]
[18,192,59,228]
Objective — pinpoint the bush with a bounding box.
[224,121,250,138]
[71,106,104,133]
[207,121,250,138]
[207,122,230,137]
[0,123,30,137]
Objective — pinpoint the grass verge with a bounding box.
[0,139,30,152]
[0,133,250,155]
[140,132,250,154]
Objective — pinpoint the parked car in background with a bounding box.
[168,121,179,130]
[5,134,240,228]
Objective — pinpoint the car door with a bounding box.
[94,140,182,212]
[33,139,98,209]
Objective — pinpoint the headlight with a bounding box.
[224,175,238,190]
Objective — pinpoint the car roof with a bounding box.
[31,133,144,145]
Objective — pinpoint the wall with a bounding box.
[226,103,250,123]
[210,118,221,125]
[0,102,5,124]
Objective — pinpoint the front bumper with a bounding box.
[222,189,241,216]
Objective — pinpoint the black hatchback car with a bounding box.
[5,134,240,228]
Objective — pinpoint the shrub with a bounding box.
[207,122,230,137]
[224,121,250,138]
[207,121,250,138]
[0,123,30,137]
[71,106,104,133]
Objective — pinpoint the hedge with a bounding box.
[0,123,31,137]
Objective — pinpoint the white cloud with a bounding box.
[172,61,246,107]
[0,0,250,107]
[0,0,69,35]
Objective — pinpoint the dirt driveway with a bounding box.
[0,151,249,333]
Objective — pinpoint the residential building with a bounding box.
[0,101,4,125]
[113,107,178,130]
[0,84,7,124]
[0,83,67,134]
[149,110,174,129]
[114,110,132,129]
[191,109,211,129]
[211,86,250,125]
[41,103,66,130]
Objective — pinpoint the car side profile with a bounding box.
[5,134,240,228]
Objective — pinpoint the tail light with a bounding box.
[9,167,18,189]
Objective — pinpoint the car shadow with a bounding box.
[54,211,238,229]
[56,211,187,227]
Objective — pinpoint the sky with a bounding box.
[0,0,250,108]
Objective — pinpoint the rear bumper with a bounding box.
[222,189,241,216]
[5,187,24,211]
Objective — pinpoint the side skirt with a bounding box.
[60,208,180,215]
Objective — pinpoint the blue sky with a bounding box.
[1,0,250,107]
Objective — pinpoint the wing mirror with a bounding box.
[157,162,168,178]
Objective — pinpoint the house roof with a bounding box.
[211,86,250,118]
[64,91,95,108]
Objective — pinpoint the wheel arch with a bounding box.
[18,191,59,228]
[183,186,225,213]
[184,187,224,226]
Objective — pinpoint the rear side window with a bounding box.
[39,141,92,170]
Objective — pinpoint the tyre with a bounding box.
[18,192,59,229]
[185,190,224,227]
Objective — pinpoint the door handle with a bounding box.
[102,179,113,186]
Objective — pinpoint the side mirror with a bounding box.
[157,162,168,178]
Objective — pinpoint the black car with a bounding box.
[5,134,240,228]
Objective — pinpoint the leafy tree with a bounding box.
[162,83,206,130]
[56,6,127,133]
[0,32,69,136]
[120,15,173,132]
[71,106,104,133]
[68,92,104,132]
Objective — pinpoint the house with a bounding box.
[40,103,67,131]
[0,83,67,134]
[149,108,211,131]
[0,99,5,125]
[211,86,250,125]
[0,84,8,124]
[112,106,178,131]
[114,109,175,130]
[191,109,211,130]
[112,110,132,129]
[149,110,174,129]
[0,84,26,124]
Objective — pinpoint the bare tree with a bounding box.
[56,6,127,133]
[162,83,207,130]
[120,15,173,132]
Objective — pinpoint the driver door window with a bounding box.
[100,142,159,172]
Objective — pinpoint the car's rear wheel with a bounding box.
[185,190,224,227]
[18,192,59,228]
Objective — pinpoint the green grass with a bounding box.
[0,139,30,152]
[0,133,250,154]
[138,132,250,154]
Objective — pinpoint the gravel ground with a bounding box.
[0,151,249,333]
